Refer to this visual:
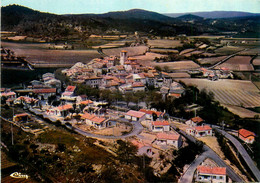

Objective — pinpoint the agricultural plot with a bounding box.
[214,46,244,55]
[147,39,182,48]
[252,56,260,66]
[103,46,148,56]
[198,56,226,65]
[215,56,254,71]
[238,48,260,55]
[179,48,195,55]
[92,41,126,49]
[150,48,179,54]
[222,104,259,118]
[1,42,100,65]
[152,61,200,70]
[182,50,204,57]
[178,78,260,108]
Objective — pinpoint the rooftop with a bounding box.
[238,129,256,138]
[197,166,226,175]
[157,133,180,140]
[126,110,145,118]
[139,109,163,116]
[191,116,204,123]
[152,121,170,126]
[195,125,212,131]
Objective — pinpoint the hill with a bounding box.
[165,11,260,19]
[1,5,260,41]
[176,14,204,21]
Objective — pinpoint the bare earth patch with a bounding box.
[221,104,259,118]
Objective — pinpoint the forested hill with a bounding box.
[2,5,260,40]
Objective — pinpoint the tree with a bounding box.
[155,66,162,72]
[116,140,137,164]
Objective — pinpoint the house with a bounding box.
[14,96,38,106]
[196,166,227,183]
[186,116,204,127]
[155,132,182,149]
[13,113,31,122]
[47,104,73,117]
[81,113,107,129]
[85,76,102,88]
[139,109,164,120]
[125,110,146,122]
[33,88,56,100]
[150,121,170,132]
[132,82,145,92]
[238,129,256,144]
[186,125,212,137]
[131,140,153,157]
[61,86,77,102]
[0,89,16,104]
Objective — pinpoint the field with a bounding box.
[103,46,148,56]
[214,46,244,55]
[2,42,100,66]
[178,78,260,108]
[151,61,200,70]
[92,40,127,49]
[147,39,182,48]
[238,47,260,55]
[222,104,259,118]
[198,56,226,65]
[215,56,254,71]
[253,56,260,66]
[150,48,179,54]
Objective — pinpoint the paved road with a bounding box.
[214,127,260,181]
[179,151,208,183]
[171,125,243,182]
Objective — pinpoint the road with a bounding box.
[171,125,243,182]
[214,127,260,181]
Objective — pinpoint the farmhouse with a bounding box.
[196,165,226,183]
[186,125,212,137]
[186,116,204,127]
[139,109,164,120]
[150,121,170,132]
[155,132,182,149]
[238,129,256,144]
[81,113,108,129]
[125,110,146,122]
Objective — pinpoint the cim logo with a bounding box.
[10,172,29,179]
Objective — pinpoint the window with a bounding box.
[208,130,210,133]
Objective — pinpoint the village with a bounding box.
[1,48,258,183]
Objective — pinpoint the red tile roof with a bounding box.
[191,116,204,123]
[139,109,163,117]
[80,100,93,105]
[0,91,16,96]
[91,116,106,124]
[81,113,95,120]
[197,166,226,175]
[121,50,128,53]
[152,121,169,126]
[132,82,144,88]
[126,110,145,118]
[65,86,76,92]
[195,125,212,132]
[157,133,180,140]
[14,113,30,118]
[238,129,256,138]
[33,88,56,93]
[55,104,73,111]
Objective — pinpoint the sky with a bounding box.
[1,0,260,14]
